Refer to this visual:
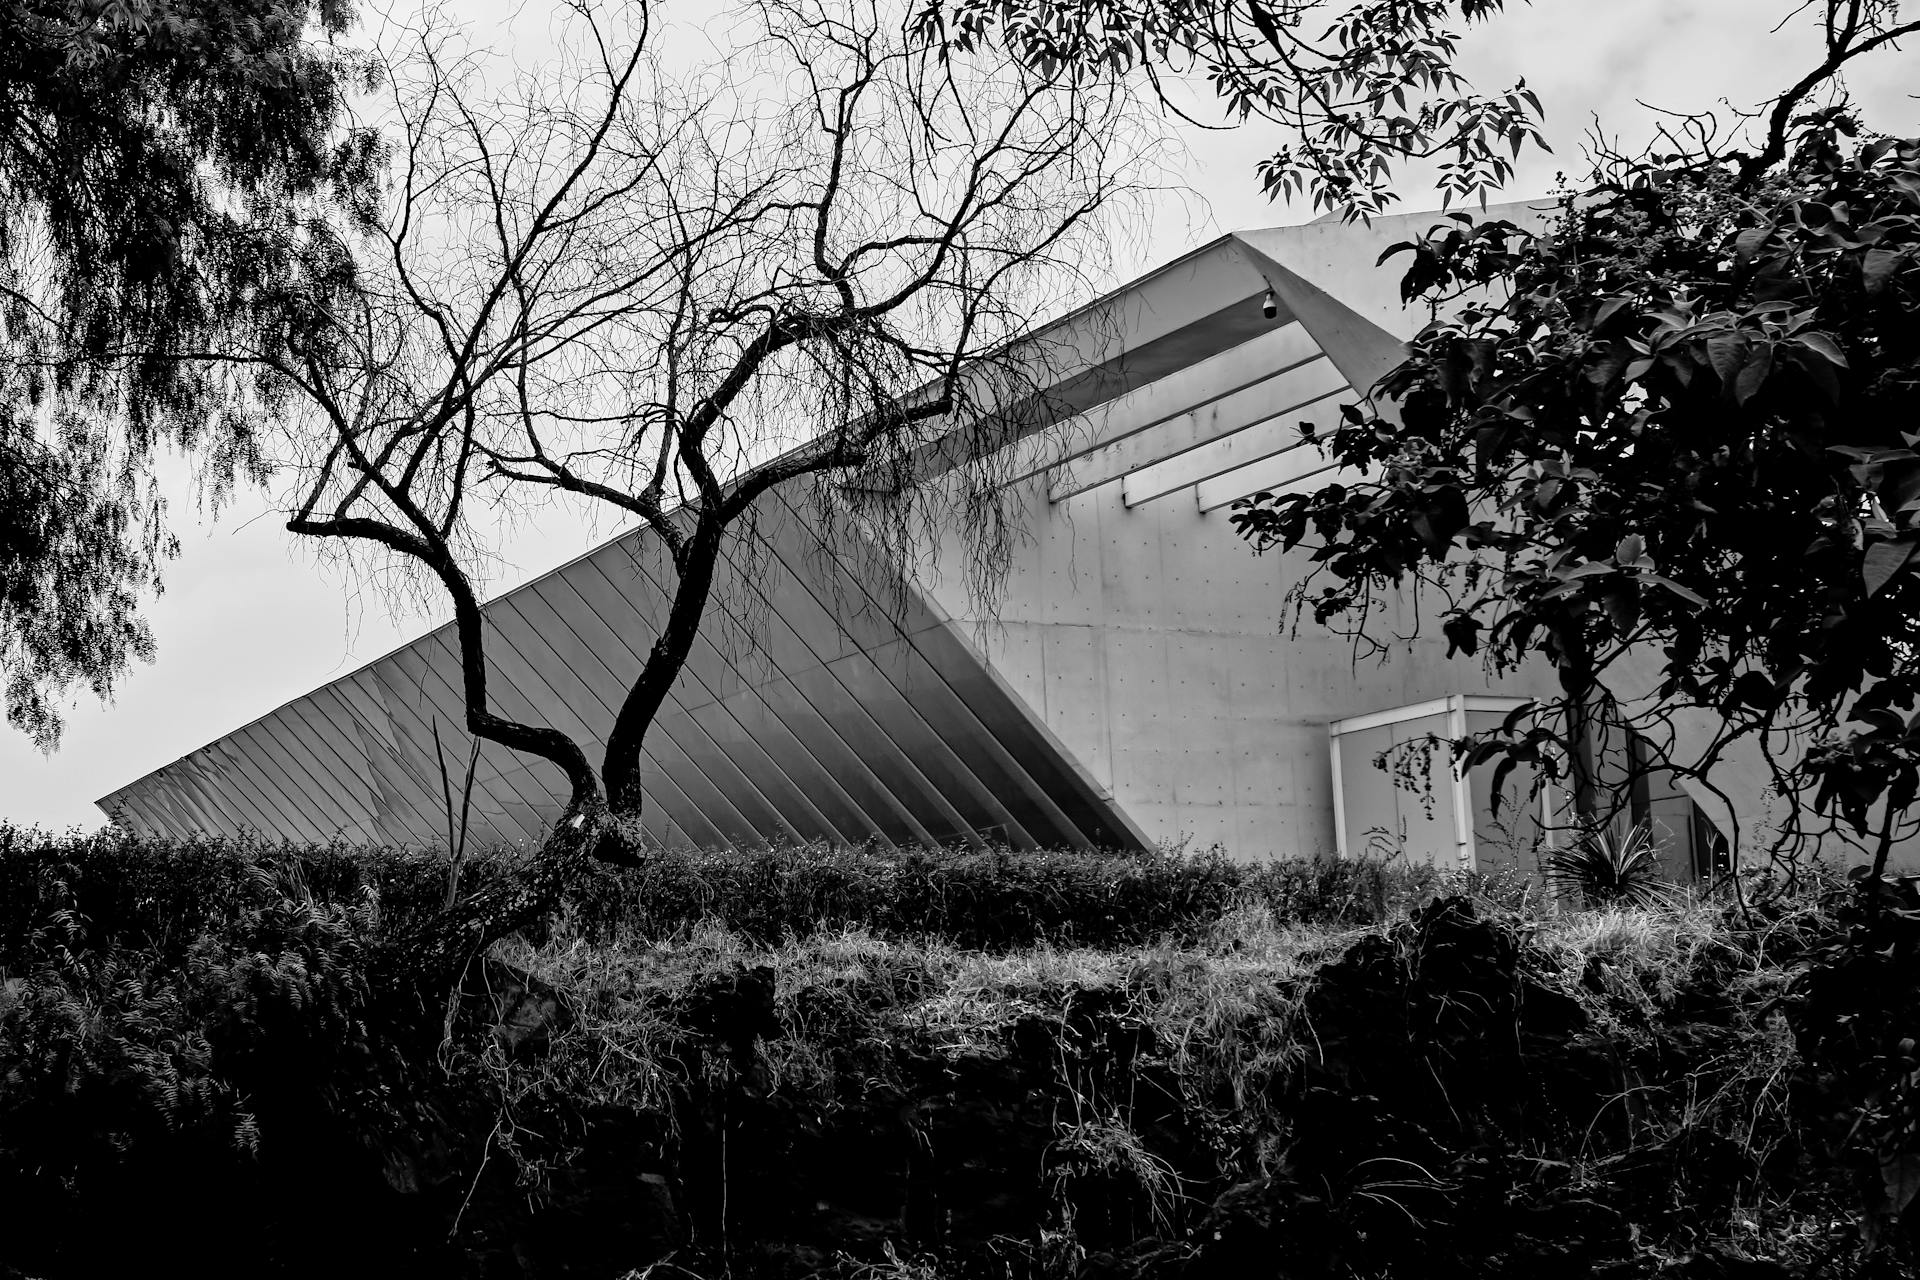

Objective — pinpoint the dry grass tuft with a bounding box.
[490,903,1369,1147]
[1533,896,1740,1011]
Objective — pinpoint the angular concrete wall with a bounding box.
[913,467,1558,858]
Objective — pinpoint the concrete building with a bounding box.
[97,204,1724,871]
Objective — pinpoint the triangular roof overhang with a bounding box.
[885,200,1559,489]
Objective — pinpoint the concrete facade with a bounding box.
[101,205,1587,862]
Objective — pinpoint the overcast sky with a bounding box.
[4,0,1917,833]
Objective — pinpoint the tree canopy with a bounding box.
[911,0,1545,217]
[0,0,371,746]
[262,0,1153,849]
[1232,111,1920,870]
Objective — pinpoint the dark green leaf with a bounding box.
[1863,247,1904,294]
[1863,539,1918,596]
[1644,575,1707,608]
[1592,296,1632,331]
[1797,330,1850,367]
[1732,226,1773,265]
[1706,333,1746,388]
[1734,343,1774,405]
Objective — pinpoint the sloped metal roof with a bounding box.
[101,486,1143,850]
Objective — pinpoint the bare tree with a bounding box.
[258,0,1154,881]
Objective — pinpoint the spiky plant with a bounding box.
[1544,821,1677,909]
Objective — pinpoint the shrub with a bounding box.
[0,855,468,1277]
[1,823,1909,1277]
[0,823,454,966]
[531,841,1516,948]
[1544,820,1676,909]
[0,824,1490,960]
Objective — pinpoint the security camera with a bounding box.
[1261,289,1278,320]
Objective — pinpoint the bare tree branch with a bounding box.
[258,0,1158,844]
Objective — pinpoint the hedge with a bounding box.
[0,824,1511,962]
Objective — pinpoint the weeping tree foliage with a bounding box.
[910,0,1547,217]
[0,0,374,747]
[246,0,1156,927]
[1231,2,1920,875]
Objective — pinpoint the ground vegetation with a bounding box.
[3,825,1916,1278]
